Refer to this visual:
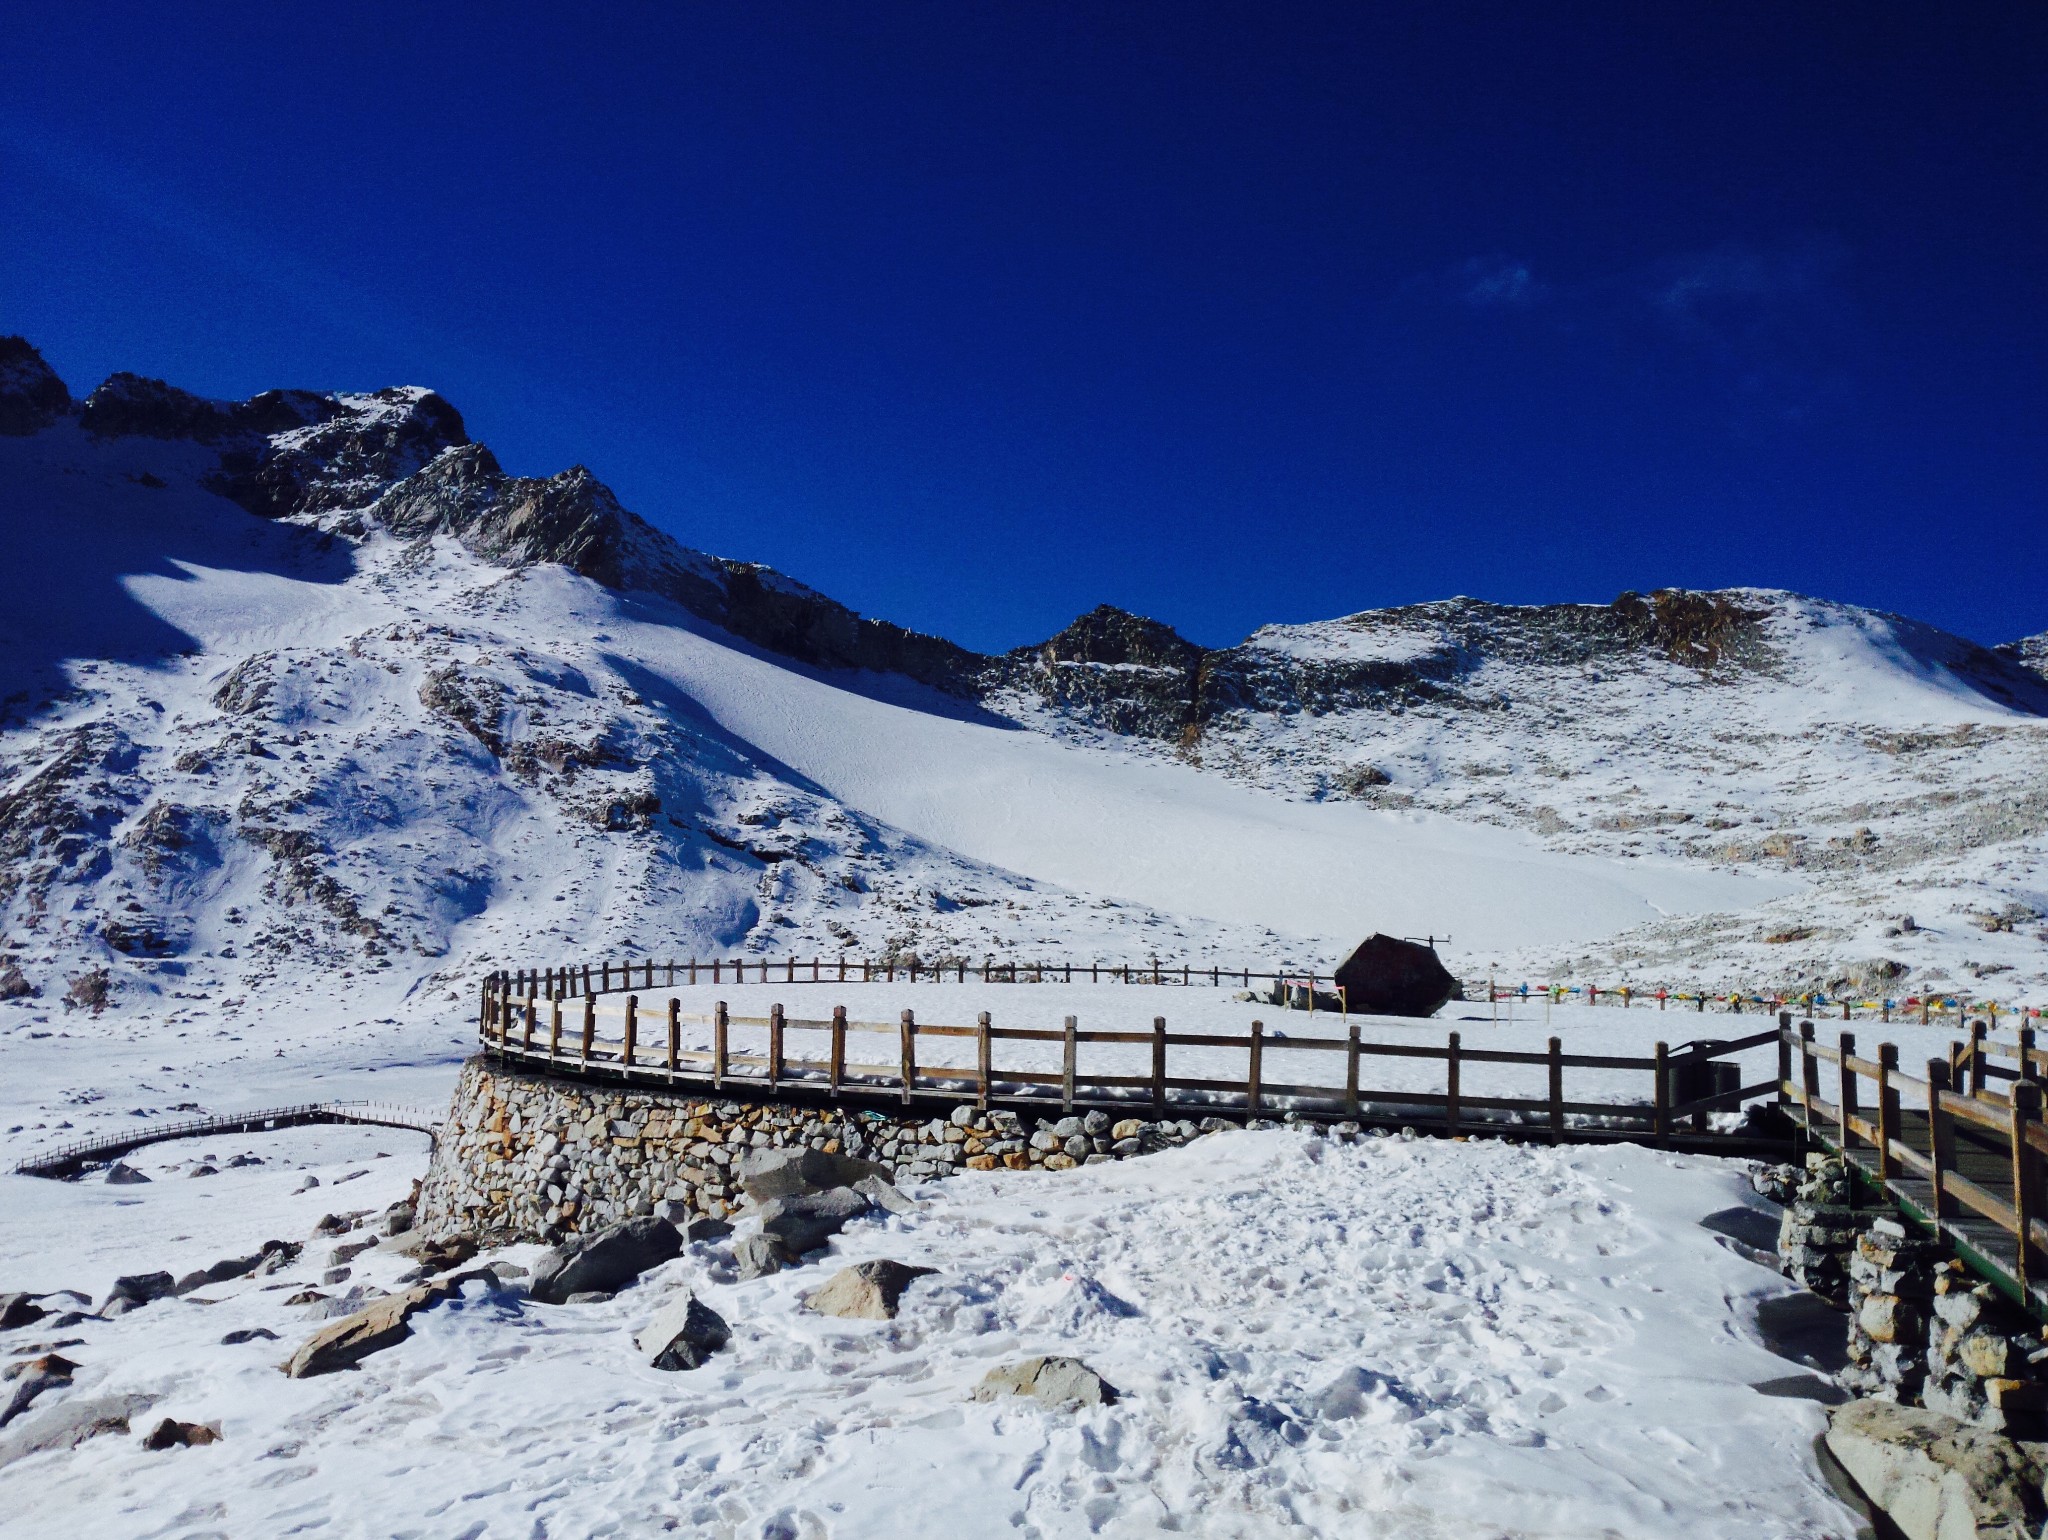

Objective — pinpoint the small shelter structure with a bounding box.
[1332,934,1460,1018]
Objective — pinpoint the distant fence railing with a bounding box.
[483,956,2038,1029]
[476,968,1786,1147]
[10,1101,442,1179]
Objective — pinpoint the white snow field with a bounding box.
[602,588,1797,953]
[0,1128,1859,1539]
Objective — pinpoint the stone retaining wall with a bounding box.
[416,1057,1271,1243]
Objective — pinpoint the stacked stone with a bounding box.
[1921,1269,2048,1438]
[1774,1154,1861,1305]
[1842,1217,1946,1401]
[416,1058,1246,1245]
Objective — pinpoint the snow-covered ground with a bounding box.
[0,1126,1859,1539]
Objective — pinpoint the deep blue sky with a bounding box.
[5,4,2043,651]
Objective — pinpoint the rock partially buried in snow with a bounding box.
[529,1217,681,1304]
[736,1147,887,1203]
[734,1233,793,1280]
[284,1271,494,1377]
[636,1293,731,1370]
[103,1162,150,1186]
[100,1272,176,1317]
[0,1294,46,1330]
[142,1417,221,1450]
[0,1393,156,1471]
[972,1356,1120,1410]
[804,1260,935,1321]
[1825,1397,2046,1540]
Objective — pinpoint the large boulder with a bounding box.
[736,1147,888,1203]
[0,1393,156,1471]
[529,1217,681,1305]
[804,1261,935,1321]
[756,1188,873,1258]
[284,1271,494,1377]
[0,1294,46,1330]
[636,1294,731,1370]
[972,1356,1120,1410]
[1825,1397,2047,1540]
[1331,934,1461,1019]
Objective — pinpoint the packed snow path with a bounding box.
[0,1129,1854,1537]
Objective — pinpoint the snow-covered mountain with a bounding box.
[2,333,2044,1100]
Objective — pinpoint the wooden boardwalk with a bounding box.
[1787,1019,2048,1316]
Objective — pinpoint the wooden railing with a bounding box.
[1786,1015,2048,1304]
[10,1101,443,1179]
[475,972,1784,1144]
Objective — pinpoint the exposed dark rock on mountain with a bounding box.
[1000,604,1209,738]
[1997,633,2048,683]
[0,338,71,437]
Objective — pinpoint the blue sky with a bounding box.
[5,3,2043,651]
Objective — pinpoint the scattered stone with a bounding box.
[972,1356,1119,1410]
[563,1291,614,1305]
[0,1295,46,1331]
[104,1163,150,1186]
[1825,1397,2047,1540]
[382,1201,417,1238]
[186,1165,217,1179]
[283,1271,494,1377]
[221,1328,278,1345]
[684,1216,733,1246]
[803,1260,935,1321]
[142,1417,220,1450]
[733,1233,792,1280]
[529,1217,681,1304]
[322,1267,353,1287]
[101,1272,176,1317]
[636,1294,731,1370]
[0,1355,75,1430]
[310,1213,351,1237]
[283,1291,327,1307]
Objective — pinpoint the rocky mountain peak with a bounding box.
[0,336,73,436]
[1017,604,1207,675]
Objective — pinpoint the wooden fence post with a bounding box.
[1877,1043,1900,1181]
[830,1006,847,1094]
[1152,1018,1167,1113]
[623,994,639,1068]
[1800,1020,1819,1119]
[1653,1041,1669,1149]
[900,1010,916,1105]
[549,998,563,1061]
[1777,1012,1793,1105]
[522,996,536,1053]
[1446,1032,1461,1136]
[1547,1037,1564,1144]
[1249,1021,1265,1115]
[667,998,680,1075]
[1344,1024,1362,1118]
[1061,1016,1077,1112]
[712,959,721,985]
[581,995,596,1063]
[1970,1020,1989,1097]
[1838,1031,1858,1153]
[838,956,846,982]
[2014,1081,2043,1287]
[713,1002,728,1090]
[977,1012,993,1109]
[767,1003,784,1091]
[1929,1059,1957,1220]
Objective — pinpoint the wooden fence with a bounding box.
[488,955,1996,1022]
[475,973,1783,1148]
[1786,1017,2048,1310]
[10,1101,443,1179]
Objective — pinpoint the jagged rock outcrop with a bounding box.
[0,337,71,436]
[1997,632,2048,683]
